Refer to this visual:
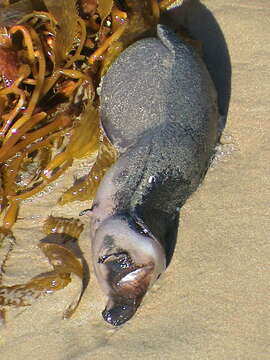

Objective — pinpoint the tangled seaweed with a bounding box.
[0,0,179,320]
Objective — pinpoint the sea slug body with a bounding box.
[89,24,219,326]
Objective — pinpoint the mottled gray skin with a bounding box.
[90,25,219,326]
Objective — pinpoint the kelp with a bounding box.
[97,0,114,22]
[43,0,80,67]
[0,227,16,323]
[43,215,84,238]
[0,3,91,220]
[0,0,34,27]
[59,135,118,204]
[43,103,100,178]
[0,216,84,322]
[0,228,15,276]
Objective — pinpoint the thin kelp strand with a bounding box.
[2,155,23,197]
[18,129,63,157]
[40,17,87,98]
[0,229,16,283]
[2,202,18,230]
[41,66,90,98]
[65,17,87,68]
[0,88,26,137]
[11,112,71,152]
[7,159,72,201]
[18,11,58,29]
[89,21,127,64]
[9,25,35,63]
[58,69,90,81]
[12,64,31,88]
[62,275,83,319]
[5,32,46,139]
[0,112,47,161]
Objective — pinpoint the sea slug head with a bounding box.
[91,214,166,326]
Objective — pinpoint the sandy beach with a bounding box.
[0,0,269,359]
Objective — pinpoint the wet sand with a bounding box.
[0,1,269,359]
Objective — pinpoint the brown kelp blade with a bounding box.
[0,272,71,307]
[97,0,114,21]
[41,216,86,318]
[43,0,80,66]
[39,243,83,279]
[59,135,118,204]
[62,272,84,319]
[39,242,84,319]
[0,240,83,320]
[43,215,84,239]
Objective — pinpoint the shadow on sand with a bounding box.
[161,0,232,132]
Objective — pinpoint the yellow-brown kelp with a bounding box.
[59,134,118,205]
[0,216,84,323]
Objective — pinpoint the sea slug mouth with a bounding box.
[102,296,140,326]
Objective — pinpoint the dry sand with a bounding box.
[0,0,269,359]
